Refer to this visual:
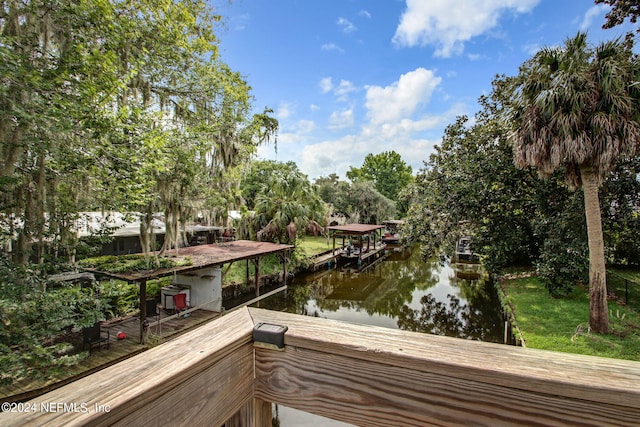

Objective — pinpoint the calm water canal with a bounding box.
[249,245,509,426]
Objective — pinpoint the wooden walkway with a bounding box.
[0,308,220,403]
[312,243,388,271]
[311,250,341,270]
[339,243,387,272]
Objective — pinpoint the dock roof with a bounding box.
[85,240,293,282]
[327,224,385,235]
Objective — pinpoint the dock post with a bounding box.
[139,279,147,344]
[254,258,260,298]
[225,397,272,427]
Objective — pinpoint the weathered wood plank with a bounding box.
[113,344,254,427]
[224,398,272,427]
[255,344,638,427]
[250,308,640,426]
[4,306,640,427]
[1,308,255,427]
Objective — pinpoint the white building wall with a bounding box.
[173,266,222,312]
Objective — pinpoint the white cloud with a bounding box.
[321,43,345,54]
[297,101,466,179]
[263,69,464,180]
[337,17,357,33]
[467,53,487,61]
[335,80,356,102]
[231,13,250,31]
[299,132,443,180]
[294,119,316,133]
[320,78,357,101]
[328,109,354,130]
[359,10,371,19]
[522,42,541,56]
[365,68,441,125]
[255,120,315,163]
[392,0,540,57]
[319,77,333,93]
[300,135,366,179]
[580,4,610,31]
[276,102,294,119]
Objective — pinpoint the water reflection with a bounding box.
[255,246,506,343]
[256,246,508,426]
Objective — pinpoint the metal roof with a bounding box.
[84,240,293,282]
[327,224,385,234]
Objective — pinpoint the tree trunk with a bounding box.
[580,165,609,334]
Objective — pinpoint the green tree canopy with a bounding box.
[403,110,549,271]
[0,0,276,266]
[405,71,640,297]
[313,174,351,217]
[250,161,326,244]
[596,0,640,31]
[314,174,396,224]
[0,0,277,385]
[346,151,413,204]
[347,180,396,225]
[241,160,300,210]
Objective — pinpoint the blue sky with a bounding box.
[214,0,637,180]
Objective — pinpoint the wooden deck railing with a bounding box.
[3,307,640,426]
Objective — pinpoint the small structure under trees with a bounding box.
[85,240,293,343]
[328,224,386,269]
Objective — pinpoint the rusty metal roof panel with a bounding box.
[327,224,385,234]
[85,240,293,282]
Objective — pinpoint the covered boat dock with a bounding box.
[327,224,386,270]
[86,240,293,343]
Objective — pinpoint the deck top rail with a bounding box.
[2,307,640,426]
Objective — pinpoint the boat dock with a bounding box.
[310,248,342,270]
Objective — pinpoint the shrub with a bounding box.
[0,258,106,384]
[536,232,589,297]
[78,254,192,273]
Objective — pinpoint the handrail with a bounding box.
[2,307,640,426]
[1,308,256,427]
[250,308,640,426]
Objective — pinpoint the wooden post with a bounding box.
[225,398,272,427]
[282,252,287,287]
[331,231,336,256]
[139,279,147,344]
[246,259,250,288]
[254,257,260,298]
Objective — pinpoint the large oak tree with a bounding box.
[0,1,276,266]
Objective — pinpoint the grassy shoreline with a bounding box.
[499,272,640,361]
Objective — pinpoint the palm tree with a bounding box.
[254,170,326,244]
[508,32,640,333]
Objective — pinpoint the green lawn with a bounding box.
[607,269,640,311]
[222,236,335,285]
[223,253,285,285]
[297,235,335,256]
[501,275,640,361]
